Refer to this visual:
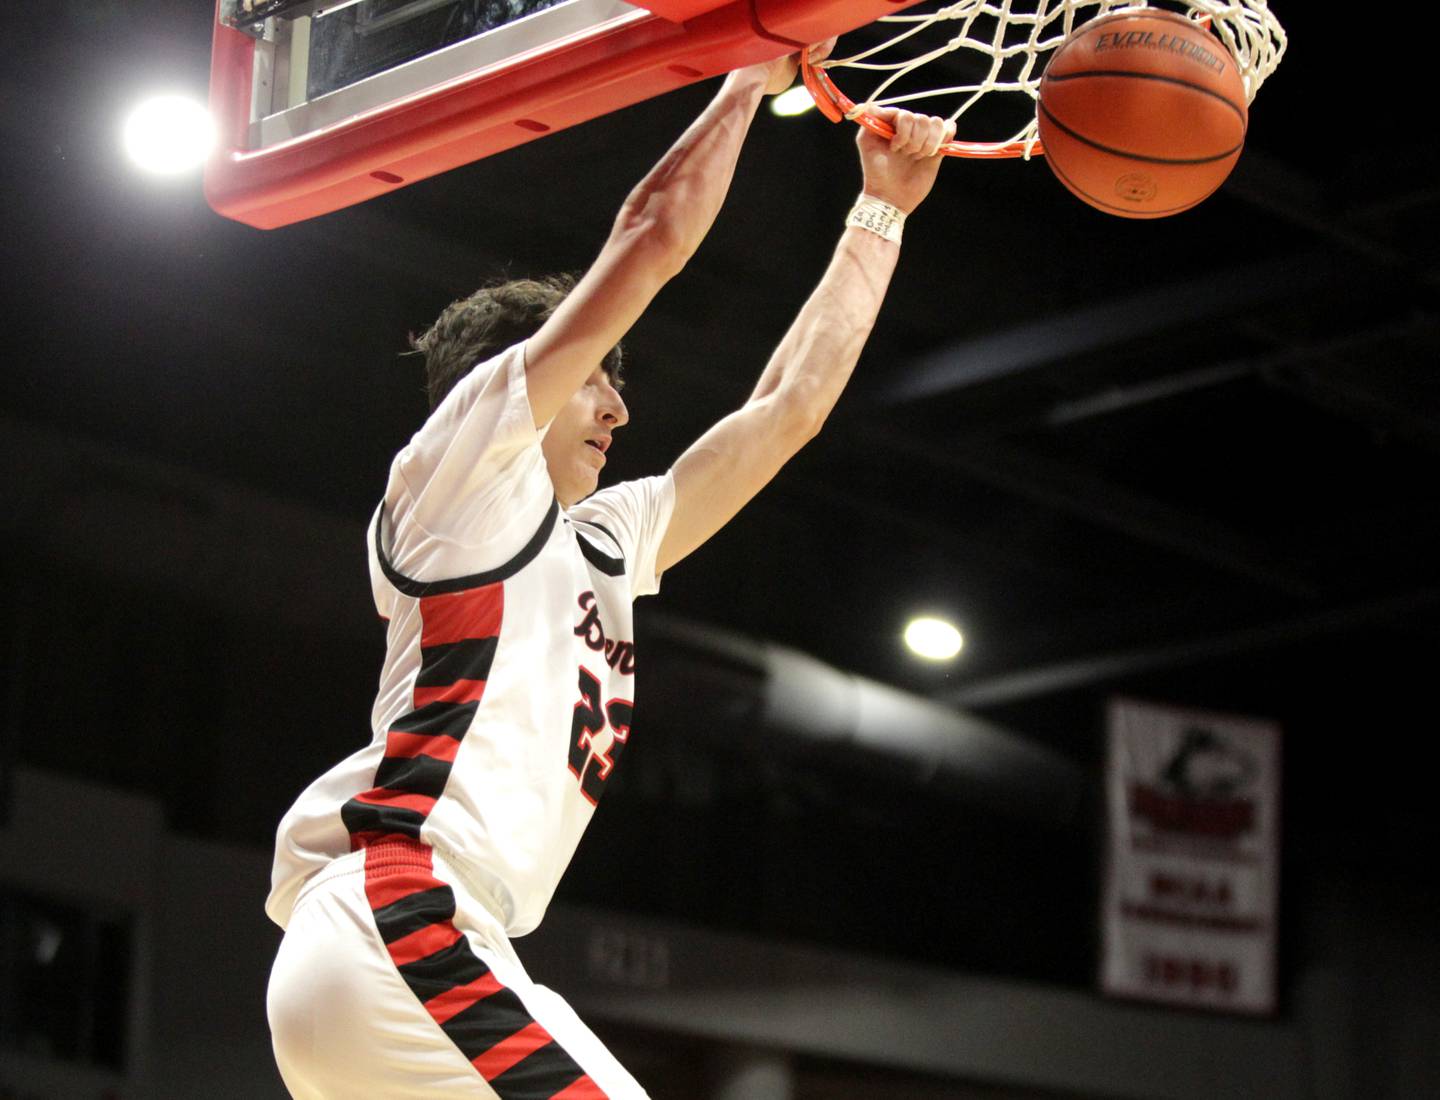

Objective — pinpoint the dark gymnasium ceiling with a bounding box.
[3,1,1437,987]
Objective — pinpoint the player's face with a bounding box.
[542,367,628,506]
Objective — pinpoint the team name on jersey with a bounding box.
[573,590,636,675]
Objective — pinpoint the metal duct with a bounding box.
[646,614,1087,828]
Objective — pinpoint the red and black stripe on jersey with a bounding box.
[365,842,607,1099]
[342,500,559,849]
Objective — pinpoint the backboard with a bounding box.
[206,0,926,229]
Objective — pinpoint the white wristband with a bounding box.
[846,195,905,244]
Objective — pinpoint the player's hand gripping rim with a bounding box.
[854,106,956,216]
[873,107,956,160]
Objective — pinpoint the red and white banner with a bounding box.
[1100,697,1281,1014]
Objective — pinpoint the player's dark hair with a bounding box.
[412,274,624,411]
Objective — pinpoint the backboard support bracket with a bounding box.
[222,0,367,33]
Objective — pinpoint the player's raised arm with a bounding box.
[523,54,805,430]
[655,107,955,574]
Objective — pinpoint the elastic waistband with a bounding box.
[360,838,436,873]
[291,840,432,910]
[292,840,512,931]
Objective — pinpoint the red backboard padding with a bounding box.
[632,0,733,21]
[205,0,923,229]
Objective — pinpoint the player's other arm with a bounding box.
[523,55,807,430]
[656,108,955,574]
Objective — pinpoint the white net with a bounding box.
[808,0,1287,157]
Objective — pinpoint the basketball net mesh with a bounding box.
[804,0,1287,158]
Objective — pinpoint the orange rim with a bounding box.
[799,46,1045,160]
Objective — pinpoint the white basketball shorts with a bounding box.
[267,840,647,1099]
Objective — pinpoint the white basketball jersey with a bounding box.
[267,343,674,936]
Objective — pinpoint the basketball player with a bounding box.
[265,43,955,1100]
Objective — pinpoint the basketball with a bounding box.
[1037,9,1248,218]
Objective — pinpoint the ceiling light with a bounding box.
[904,617,964,661]
[123,95,214,174]
[770,85,816,118]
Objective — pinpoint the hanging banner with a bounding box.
[1100,697,1281,1014]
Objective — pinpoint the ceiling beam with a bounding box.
[852,316,1438,599]
[0,416,371,635]
[1258,321,1440,457]
[869,424,1320,599]
[1041,315,1435,427]
[1224,149,1440,297]
[943,585,1440,708]
[876,249,1353,407]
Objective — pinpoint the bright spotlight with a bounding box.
[123,95,214,174]
[904,617,963,661]
[770,85,817,118]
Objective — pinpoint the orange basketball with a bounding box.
[1037,9,1248,218]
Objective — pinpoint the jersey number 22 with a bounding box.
[567,667,633,805]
